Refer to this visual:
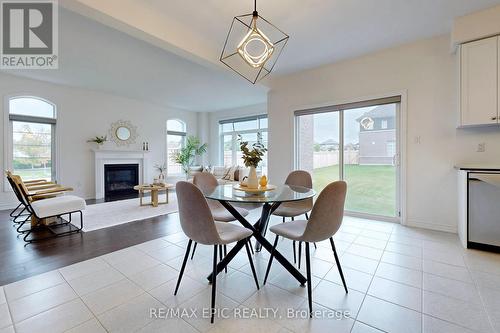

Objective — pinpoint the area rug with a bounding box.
[71,193,178,232]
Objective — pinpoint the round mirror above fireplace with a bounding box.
[109,120,138,146]
[116,126,131,141]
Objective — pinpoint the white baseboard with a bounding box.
[405,219,457,234]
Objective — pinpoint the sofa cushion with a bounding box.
[31,195,86,218]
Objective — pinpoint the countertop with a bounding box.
[455,164,500,171]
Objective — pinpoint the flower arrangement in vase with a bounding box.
[239,133,267,189]
[154,163,167,183]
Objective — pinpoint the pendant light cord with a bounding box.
[253,0,258,16]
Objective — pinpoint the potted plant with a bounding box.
[171,136,208,179]
[239,134,267,189]
[87,135,107,149]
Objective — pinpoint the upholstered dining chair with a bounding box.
[272,170,315,265]
[263,181,348,317]
[191,172,251,265]
[174,181,259,323]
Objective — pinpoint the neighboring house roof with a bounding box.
[356,104,395,122]
[319,139,339,145]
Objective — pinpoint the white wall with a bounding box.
[206,103,267,165]
[268,34,500,233]
[0,73,198,209]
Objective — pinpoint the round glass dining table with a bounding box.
[203,184,316,285]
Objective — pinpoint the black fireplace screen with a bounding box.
[104,164,139,199]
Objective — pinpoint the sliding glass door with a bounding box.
[295,99,400,221]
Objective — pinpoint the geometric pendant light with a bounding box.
[220,0,289,84]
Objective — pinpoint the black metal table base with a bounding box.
[207,201,307,285]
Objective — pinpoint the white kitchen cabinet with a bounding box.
[460,36,499,127]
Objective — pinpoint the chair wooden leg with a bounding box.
[330,237,348,293]
[263,235,279,285]
[190,242,197,260]
[245,239,259,290]
[174,239,192,295]
[298,242,302,269]
[211,244,218,324]
[305,242,313,318]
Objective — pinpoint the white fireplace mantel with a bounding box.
[93,149,150,199]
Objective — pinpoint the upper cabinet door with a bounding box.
[460,36,498,126]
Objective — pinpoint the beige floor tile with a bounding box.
[65,318,107,333]
[149,275,206,307]
[423,273,481,305]
[381,251,422,270]
[146,245,186,264]
[137,317,198,333]
[4,270,64,301]
[14,299,93,333]
[0,304,11,329]
[375,262,422,288]
[423,290,492,332]
[0,326,14,333]
[128,264,178,291]
[368,277,421,311]
[243,284,305,317]
[98,293,163,332]
[324,266,372,293]
[357,296,421,333]
[423,315,478,333]
[0,288,5,305]
[346,244,383,261]
[59,258,110,281]
[9,283,77,323]
[313,280,364,317]
[385,242,422,258]
[81,279,143,315]
[423,260,472,283]
[217,270,260,303]
[340,253,379,275]
[68,266,125,296]
[351,321,384,333]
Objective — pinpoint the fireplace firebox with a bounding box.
[104,164,139,201]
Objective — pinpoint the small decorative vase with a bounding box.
[247,166,259,189]
[158,172,165,182]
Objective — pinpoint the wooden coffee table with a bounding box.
[134,184,173,207]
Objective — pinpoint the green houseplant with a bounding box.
[87,135,107,149]
[171,136,207,178]
[239,134,267,188]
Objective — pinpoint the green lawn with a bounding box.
[313,165,396,217]
[14,168,51,181]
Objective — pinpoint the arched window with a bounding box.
[167,119,186,175]
[7,96,57,181]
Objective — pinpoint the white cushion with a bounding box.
[31,195,86,218]
[211,166,226,178]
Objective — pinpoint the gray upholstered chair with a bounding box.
[263,181,348,317]
[191,173,251,263]
[272,170,315,265]
[174,181,259,323]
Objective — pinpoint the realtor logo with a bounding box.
[1,0,58,69]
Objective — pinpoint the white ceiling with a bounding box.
[136,0,500,75]
[4,0,500,112]
[1,8,268,112]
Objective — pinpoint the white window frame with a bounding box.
[219,115,268,167]
[4,95,58,191]
[166,119,187,176]
[293,95,404,223]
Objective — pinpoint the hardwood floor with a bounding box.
[0,206,183,286]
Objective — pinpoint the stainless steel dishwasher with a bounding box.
[468,172,500,251]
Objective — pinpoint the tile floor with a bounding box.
[1,214,500,333]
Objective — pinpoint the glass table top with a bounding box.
[204,184,316,203]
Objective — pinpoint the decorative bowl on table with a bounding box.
[233,184,277,196]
